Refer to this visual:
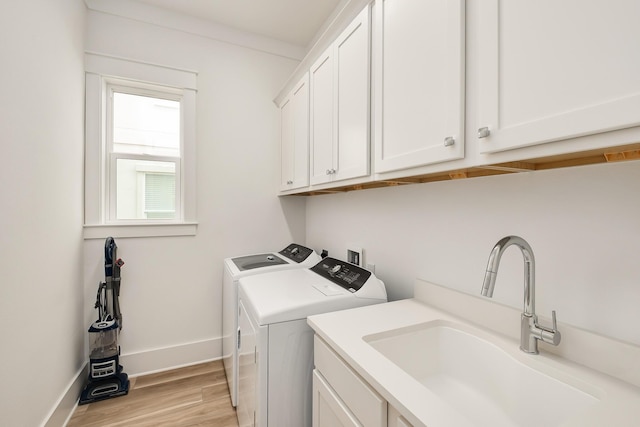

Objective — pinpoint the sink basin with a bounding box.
[364,320,600,427]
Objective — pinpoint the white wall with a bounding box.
[83,8,306,374]
[306,160,640,346]
[0,1,86,426]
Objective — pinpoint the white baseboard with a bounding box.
[43,364,87,427]
[121,337,222,377]
[46,337,221,426]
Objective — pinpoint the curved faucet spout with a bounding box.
[480,235,560,354]
[481,235,535,316]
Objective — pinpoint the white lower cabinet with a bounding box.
[313,372,415,427]
[313,335,416,427]
[313,335,388,427]
[313,371,361,427]
[387,406,413,427]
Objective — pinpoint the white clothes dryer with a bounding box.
[222,244,321,407]
[236,257,387,427]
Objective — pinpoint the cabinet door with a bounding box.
[374,0,465,173]
[310,6,372,186]
[280,94,294,189]
[313,370,362,427]
[388,405,413,427]
[280,74,310,191]
[477,0,640,153]
[314,336,386,427]
[334,5,371,182]
[310,47,335,185]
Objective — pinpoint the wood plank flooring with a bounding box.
[68,360,238,427]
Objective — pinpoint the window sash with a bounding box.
[104,82,184,224]
[106,83,183,158]
[108,153,182,223]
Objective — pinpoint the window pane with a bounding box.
[116,159,176,220]
[112,92,180,157]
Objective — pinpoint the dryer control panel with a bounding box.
[310,257,372,293]
[279,244,315,263]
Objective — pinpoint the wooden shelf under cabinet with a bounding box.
[288,143,640,196]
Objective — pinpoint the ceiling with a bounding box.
[132,0,343,48]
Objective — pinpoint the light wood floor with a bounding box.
[68,360,239,427]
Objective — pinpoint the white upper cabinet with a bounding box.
[477,0,640,154]
[310,6,371,185]
[373,0,465,174]
[280,74,310,191]
[310,48,335,185]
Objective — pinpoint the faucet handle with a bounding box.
[539,310,561,346]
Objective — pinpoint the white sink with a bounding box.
[364,320,600,427]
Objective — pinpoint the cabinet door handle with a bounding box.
[326,169,331,175]
[286,180,293,185]
[444,136,455,147]
[478,127,491,138]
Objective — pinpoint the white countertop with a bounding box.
[307,280,640,427]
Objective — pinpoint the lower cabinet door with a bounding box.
[313,370,362,427]
[388,405,413,427]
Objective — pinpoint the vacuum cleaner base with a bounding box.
[79,371,130,405]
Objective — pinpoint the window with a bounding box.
[84,54,197,238]
[109,86,181,221]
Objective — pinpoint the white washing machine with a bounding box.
[222,243,321,407]
[236,257,387,427]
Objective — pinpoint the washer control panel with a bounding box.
[279,244,315,263]
[310,257,372,293]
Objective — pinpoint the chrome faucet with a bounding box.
[481,236,561,354]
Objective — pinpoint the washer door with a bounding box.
[232,254,287,271]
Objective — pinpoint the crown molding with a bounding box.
[85,0,306,61]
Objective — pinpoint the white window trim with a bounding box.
[84,53,197,239]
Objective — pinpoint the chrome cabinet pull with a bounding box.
[444,136,455,147]
[478,127,491,138]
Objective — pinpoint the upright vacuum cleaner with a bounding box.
[79,237,130,404]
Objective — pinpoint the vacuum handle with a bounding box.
[105,237,117,277]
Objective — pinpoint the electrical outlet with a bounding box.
[347,246,363,266]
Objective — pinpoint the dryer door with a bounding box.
[237,300,257,427]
